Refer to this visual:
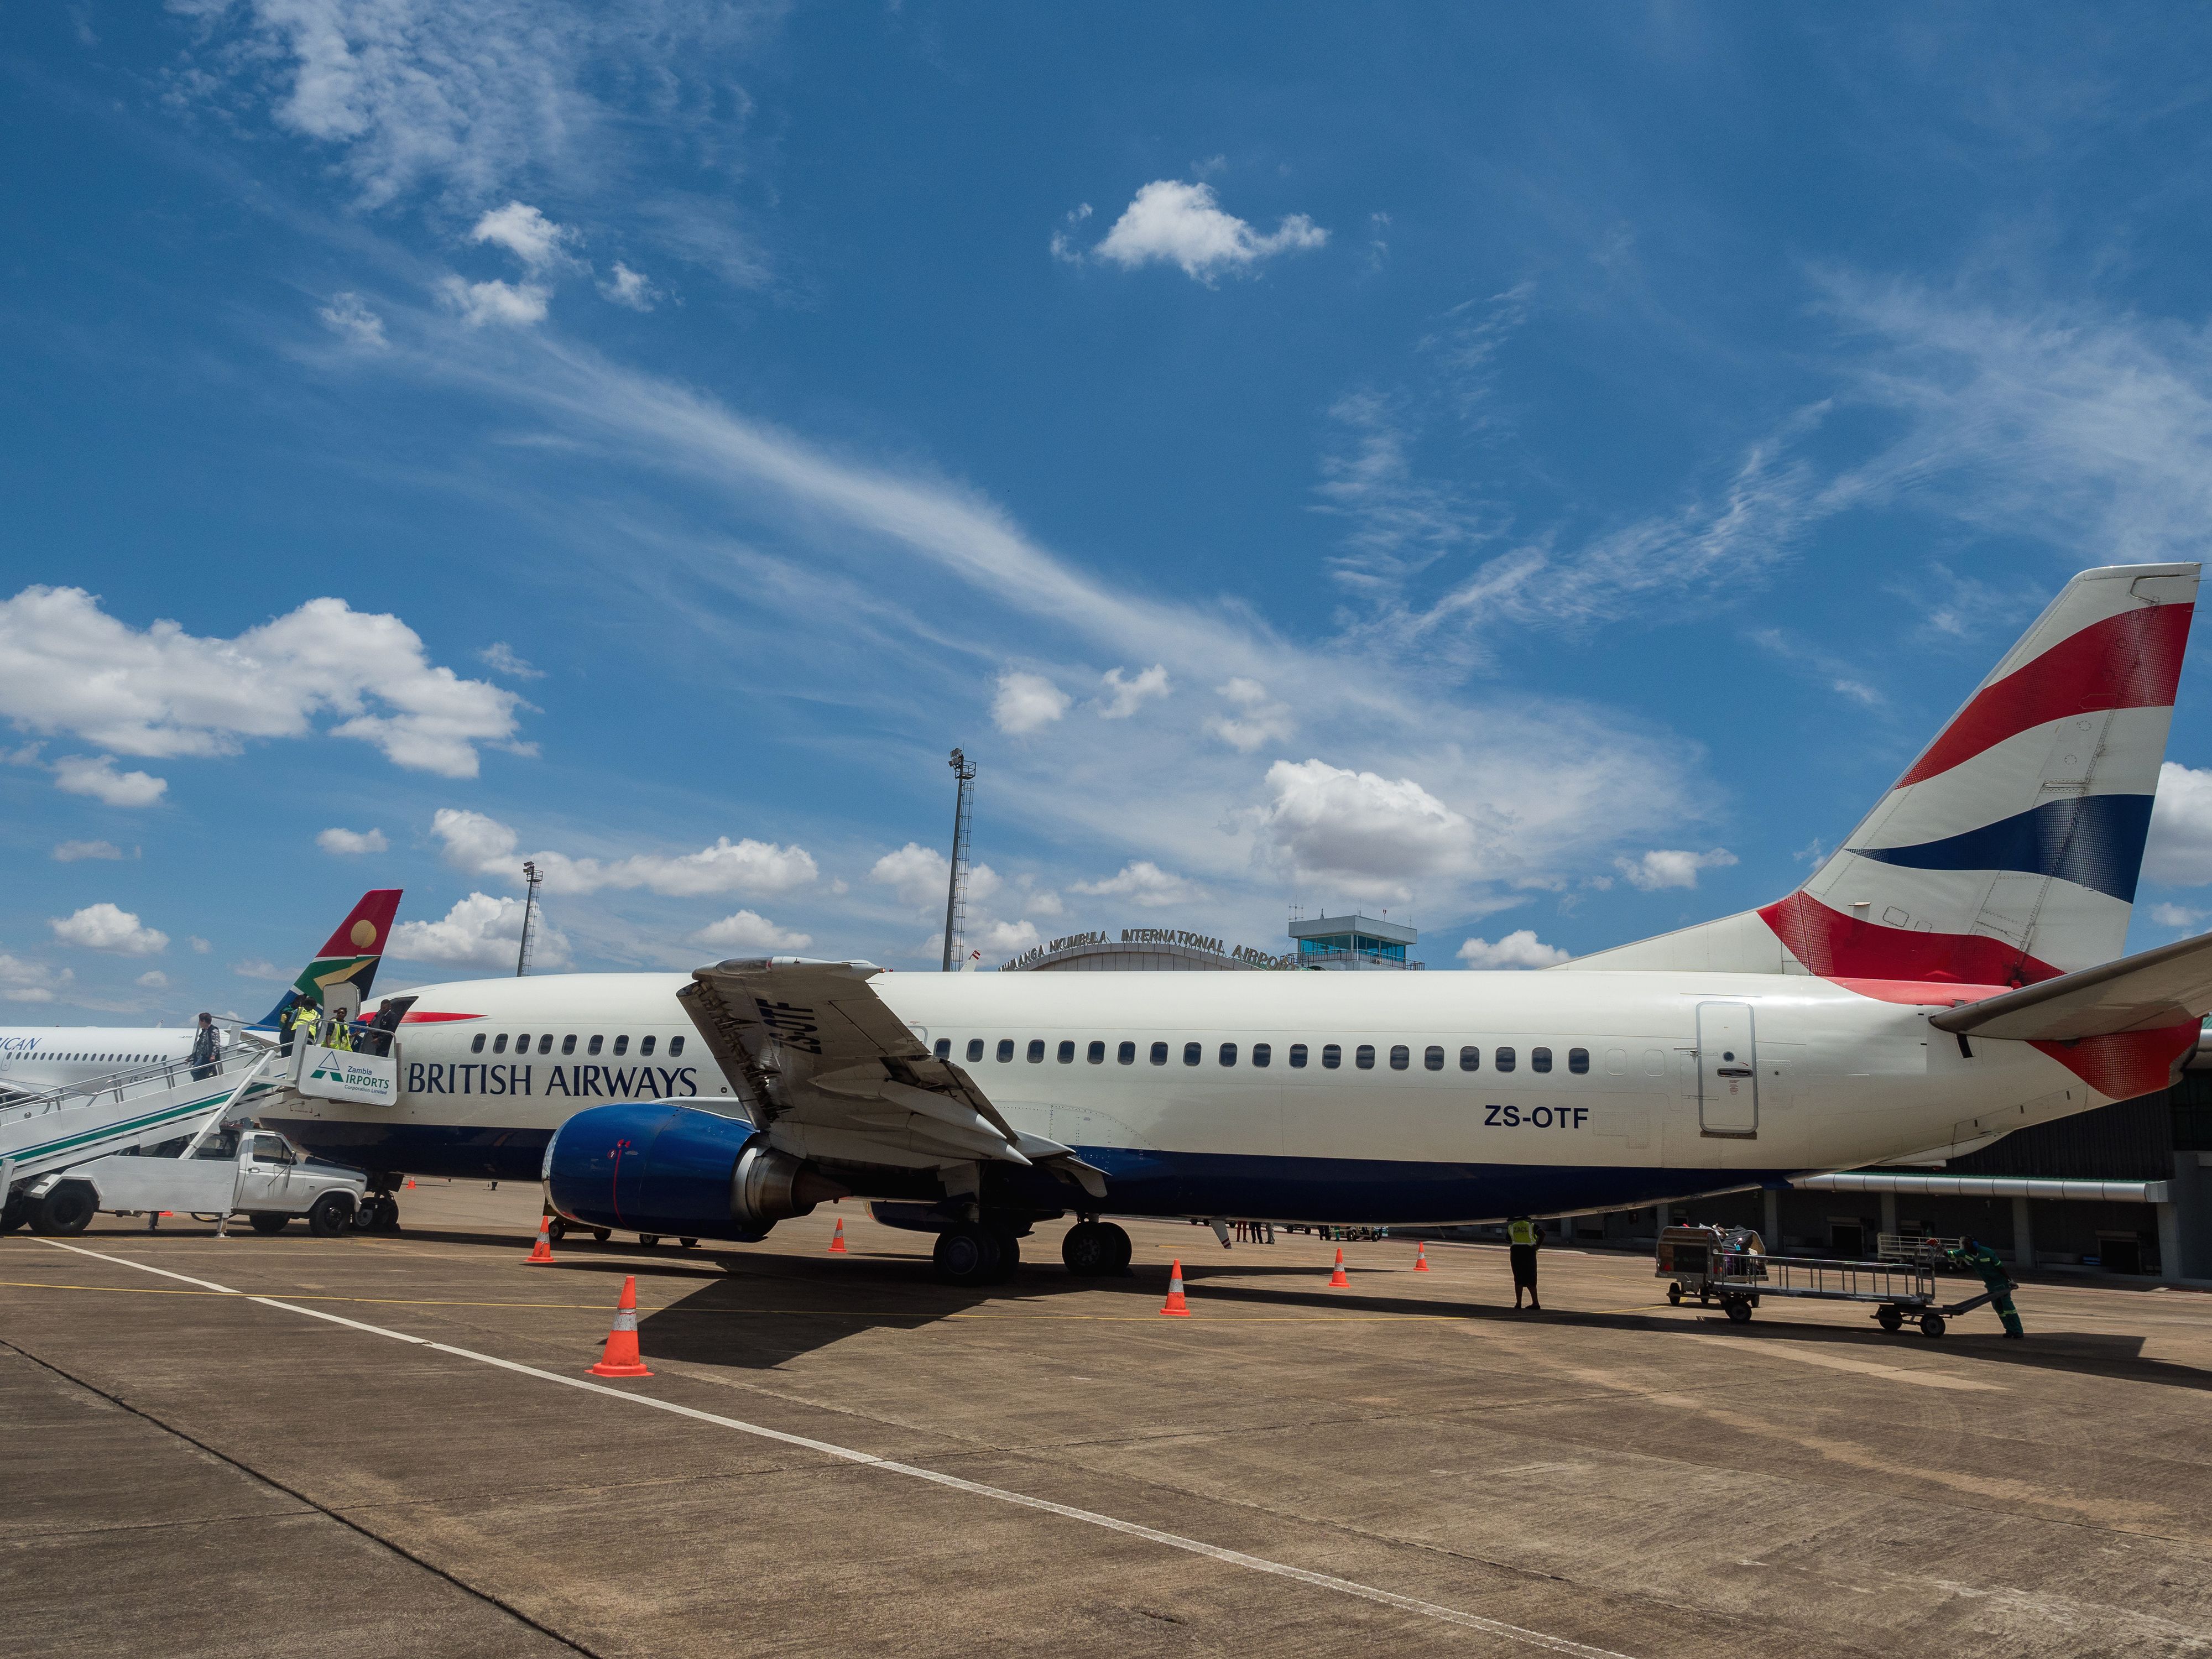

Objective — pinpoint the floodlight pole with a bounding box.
[515,860,542,978]
[942,748,977,972]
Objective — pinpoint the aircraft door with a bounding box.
[1696,1003,1757,1138]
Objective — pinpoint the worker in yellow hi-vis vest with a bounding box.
[1507,1215,1543,1312]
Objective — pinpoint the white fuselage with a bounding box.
[262,968,2101,1223]
[0,1026,210,1097]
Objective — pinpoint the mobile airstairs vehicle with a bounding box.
[0,1019,399,1235]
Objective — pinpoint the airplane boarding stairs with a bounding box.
[0,1042,282,1198]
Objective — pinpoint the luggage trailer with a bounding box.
[1656,1225,2008,1338]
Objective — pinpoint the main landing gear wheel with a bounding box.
[1876,1305,1905,1333]
[1724,1297,1753,1324]
[1062,1220,1130,1277]
[932,1224,1003,1287]
[677,1238,698,1249]
[1919,1312,1947,1338]
[353,1194,401,1233]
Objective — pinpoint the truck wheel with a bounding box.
[35,1182,97,1236]
[249,1213,289,1235]
[306,1193,354,1238]
[0,1193,27,1234]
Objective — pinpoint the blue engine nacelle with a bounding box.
[543,1102,847,1242]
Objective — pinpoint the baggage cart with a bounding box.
[1658,1224,2005,1337]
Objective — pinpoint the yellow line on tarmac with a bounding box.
[0,1279,1499,1322]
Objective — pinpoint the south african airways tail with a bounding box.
[251,890,404,1029]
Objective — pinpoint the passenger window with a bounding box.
[1389,1045,1409,1071]
[967,1038,986,1061]
[640,1035,656,1056]
[1219,1042,1237,1067]
[516,1034,530,1053]
[1289,1043,1308,1068]
[669,1036,685,1057]
[1253,1042,1271,1068]
[561,1035,577,1056]
[1604,1047,1628,1075]
[1118,1041,1135,1064]
[1150,1041,1168,1065]
[1356,1045,1376,1070]
[588,1035,603,1056]
[998,1039,1015,1062]
[1424,1045,1444,1071]
[1322,1044,1341,1070]
[1087,1041,1105,1064]
[1532,1047,1552,1074]
[1568,1048,1590,1074]
[1057,1040,1074,1063]
[1027,1039,1046,1063]
[471,1033,486,1053]
[1496,1046,1516,1072]
[1182,1041,1202,1066]
[935,1038,952,1060]
[613,1035,629,1056]
[535,1034,551,1055]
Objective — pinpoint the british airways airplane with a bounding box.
[264,565,2212,1284]
[0,891,400,1097]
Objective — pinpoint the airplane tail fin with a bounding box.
[252,889,404,1027]
[1564,563,2198,982]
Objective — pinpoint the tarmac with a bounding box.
[3,1184,2209,1659]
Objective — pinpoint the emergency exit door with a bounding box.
[1697,1002,1758,1138]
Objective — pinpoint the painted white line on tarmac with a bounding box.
[1696,1337,2006,1391]
[33,1237,1632,1659]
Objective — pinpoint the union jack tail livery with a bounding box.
[1568,562,2199,984]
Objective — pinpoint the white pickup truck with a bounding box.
[19,1128,366,1237]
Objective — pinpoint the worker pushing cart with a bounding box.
[1947,1237,2025,1339]
[1657,1223,2021,1339]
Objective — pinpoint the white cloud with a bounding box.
[1071,860,1203,909]
[1206,677,1295,752]
[1098,664,1170,719]
[438,275,550,327]
[51,903,168,956]
[137,969,169,989]
[317,826,389,854]
[1614,848,1739,891]
[1458,930,1569,969]
[190,936,212,954]
[695,910,813,953]
[318,291,387,348]
[429,807,818,896]
[0,588,524,779]
[1254,759,1476,900]
[868,843,1003,911]
[390,892,570,969]
[232,958,287,981]
[0,953,71,1003]
[471,201,575,270]
[2146,762,2212,885]
[477,641,544,680]
[979,918,1040,954]
[599,262,660,311]
[53,839,124,862]
[2147,902,2205,930]
[53,755,167,807]
[992,671,1070,734]
[1081,180,1327,282]
[1024,889,1065,917]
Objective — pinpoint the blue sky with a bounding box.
[11,3,2212,1016]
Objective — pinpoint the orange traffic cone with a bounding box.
[1328,1247,1350,1288]
[403,1177,416,1189]
[1160,1260,1191,1317]
[1413,1241,1431,1273]
[588,1275,653,1378]
[828,1217,848,1254]
[523,1215,555,1266]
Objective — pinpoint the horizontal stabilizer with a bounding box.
[1931,930,2212,1041]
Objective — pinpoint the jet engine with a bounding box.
[543,1102,847,1242]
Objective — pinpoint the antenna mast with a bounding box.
[941,748,977,971]
[515,859,543,978]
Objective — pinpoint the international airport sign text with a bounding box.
[1000,928,1296,972]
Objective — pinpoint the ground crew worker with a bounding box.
[1507,1214,1543,1312]
[280,995,314,1056]
[1948,1236,2024,1338]
[324,1013,354,1052]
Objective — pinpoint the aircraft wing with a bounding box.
[676,957,1105,1197]
[1930,930,2212,1041]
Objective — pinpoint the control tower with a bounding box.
[1286,911,1421,971]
